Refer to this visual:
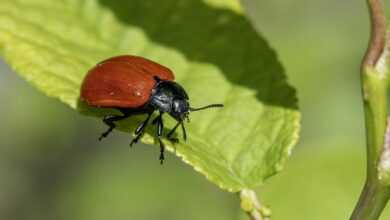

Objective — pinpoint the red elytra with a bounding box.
[81,55,174,108]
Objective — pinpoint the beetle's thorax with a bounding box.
[149,80,189,121]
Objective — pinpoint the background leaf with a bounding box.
[0,0,299,191]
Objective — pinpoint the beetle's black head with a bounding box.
[150,76,223,122]
[171,98,190,121]
[150,77,190,121]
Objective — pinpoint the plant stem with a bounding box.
[350,0,390,219]
[351,181,390,220]
[351,70,390,219]
[240,189,271,220]
[362,0,387,69]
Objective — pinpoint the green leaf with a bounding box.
[0,0,300,192]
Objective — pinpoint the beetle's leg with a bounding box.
[181,123,187,141]
[167,122,180,142]
[167,121,187,142]
[99,114,129,141]
[153,113,165,164]
[129,112,153,147]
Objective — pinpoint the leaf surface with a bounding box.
[0,0,300,191]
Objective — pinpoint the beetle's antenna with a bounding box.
[189,104,224,112]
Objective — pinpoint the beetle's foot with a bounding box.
[129,139,137,147]
[159,152,165,164]
[168,137,179,143]
[158,138,165,165]
[98,131,110,141]
[129,134,142,147]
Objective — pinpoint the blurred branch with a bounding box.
[350,1,390,220]
[240,189,271,220]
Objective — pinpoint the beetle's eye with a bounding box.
[173,99,189,114]
[172,100,181,112]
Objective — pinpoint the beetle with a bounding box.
[80,55,223,163]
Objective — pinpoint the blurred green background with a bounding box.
[1,1,390,219]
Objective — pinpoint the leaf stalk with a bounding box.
[240,189,271,220]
